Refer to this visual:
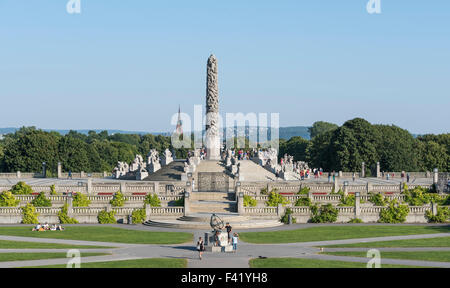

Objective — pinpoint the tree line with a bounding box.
[0,118,448,174]
[279,118,449,173]
[0,127,188,174]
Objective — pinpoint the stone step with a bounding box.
[191,192,235,201]
[143,218,283,229]
[190,201,237,213]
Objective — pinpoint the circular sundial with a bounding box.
[210,213,224,231]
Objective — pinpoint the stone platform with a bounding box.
[143,212,283,229]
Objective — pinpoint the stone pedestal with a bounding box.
[57,162,62,178]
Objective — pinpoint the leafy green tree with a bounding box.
[265,191,289,207]
[22,203,39,224]
[31,192,52,207]
[97,210,116,224]
[378,200,409,223]
[110,191,126,207]
[144,194,161,207]
[328,118,381,172]
[308,121,338,138]
[72,193,91,207]
[58,136,90,172]
[374,125,418,172]
[0,192,20,207]
[131,208,146,224]
[2,128,59,172]
[279,136,309,162]
[10,181,33,195]
[58,203,78,224]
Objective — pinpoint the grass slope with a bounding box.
[0,240,113,249]
[0,252,108,262]
[324,237,450,248]
[29,258,187,268]
[249,258,422,268]
[240,226,450,244]
[322,251,450,263]
[0,226,193,244]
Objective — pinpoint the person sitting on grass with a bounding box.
[32,223,41,231]
[43,223,50,230]
[50,224,57,231]
[56,225,65,231]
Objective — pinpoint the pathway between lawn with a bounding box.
[0,232,449,268]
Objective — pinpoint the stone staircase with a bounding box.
[189,191,236,213]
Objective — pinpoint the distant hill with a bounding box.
[0,128,170,136]
[0,126,310,140]
[279,126,310,140]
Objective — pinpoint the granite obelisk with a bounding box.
[205,55,221,160]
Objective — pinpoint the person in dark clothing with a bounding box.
[225,223,233,244]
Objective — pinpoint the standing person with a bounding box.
[328,172,331,183]
[407,173,410,183]
[232,233,239,252]
[225,223,233,244]
[68,170,72,179]
[197,237,205,260]
[352,172,356,182]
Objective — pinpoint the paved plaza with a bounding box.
[0,224,448,268]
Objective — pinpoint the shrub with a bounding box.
[131,208,146,224]
[58,203,78,224]
[174,197,184,206]
[310,204,338,223]
[378,200,409,223]
[97,210,116,224]
[72,193,91,207]
[144,194,161,207]
[31,192,52,207]
[22,203,39,224]
[10,181,33,195]
[295,197,311,207]
[281,208,297,224]
[403,186,435,206]
[0,191,20,207]
[339,194,355,207]
[425,207,450,223]
[50,184,58,195]
[265,191,289,207]
[110,191,126,207]
[348,218,363,223]
[243,195,257,207]
[297,187,310,195]
[369,193,386,206]
[260,187,268,195]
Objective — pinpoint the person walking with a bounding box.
[232,233,239,252]
[197,237,205,260]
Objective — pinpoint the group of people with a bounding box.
[196,222,239,260]
[31,223,65,232]
[298,168,324,180]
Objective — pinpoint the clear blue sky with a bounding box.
[0,0,449,134]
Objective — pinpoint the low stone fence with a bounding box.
[0,181,186,196]
[0,205,184,224]
[242,205,433,223]
[13,195,183,208]
[239,182,431,196]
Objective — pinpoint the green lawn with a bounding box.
[324,237,450,248]
[240,226,450,244]
[249,258,422,268]
[29,258,187,268]
[322,251,450,263]
[0,226,193,244]
[0,240,113,249]
[0,252,108,262]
